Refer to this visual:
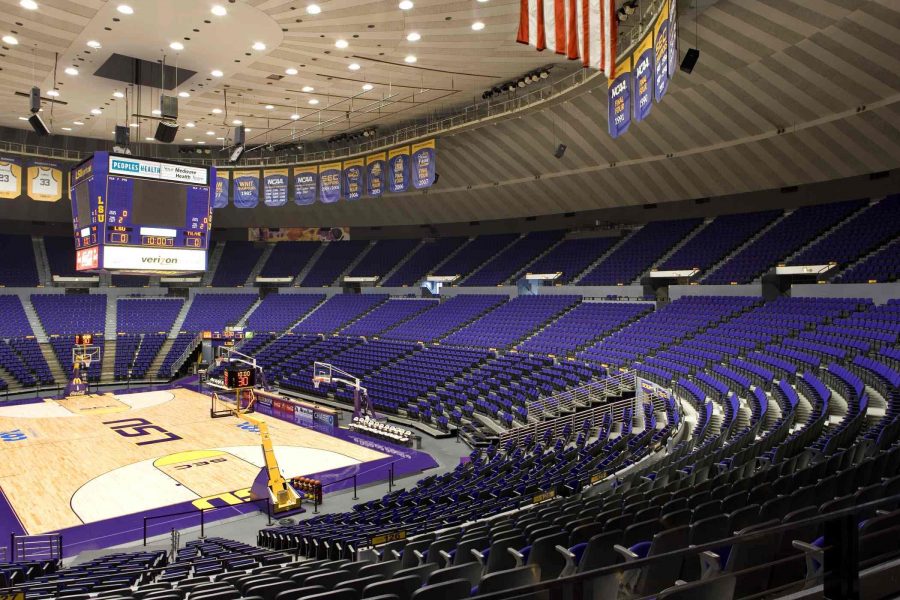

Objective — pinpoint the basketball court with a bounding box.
[0,387,389,536]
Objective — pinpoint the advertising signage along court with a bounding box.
[69,152,214,274]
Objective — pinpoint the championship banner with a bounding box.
[213,170,230,209]
[654,0,670,102]
[411,139,436,189]
[262,168,289,207]
[668,0,678,79]
[294,166,317,205]
[633,33,654,122]
[608,58,632,139]
[248,227,350,242]
[366,153,386,198]
[232,170,260,208]
[318,162,342,204]
[387,146,410,193]
[0,155,23,200]
[26,159,65,202]
[342,158,365,201]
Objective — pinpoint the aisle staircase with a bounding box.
[379,239,426,285]
[572,229,638,284]
[246,244,274,286]
[701,210,791,282]
[294,244,328,286]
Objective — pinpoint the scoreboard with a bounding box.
[70,152,214,274]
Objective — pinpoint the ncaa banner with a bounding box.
[342,158,365,201]
[668,0,678,78]
[0,155,23,200]
[213,171,230,209]
[232,170,260,208]
[387,146,410,193]
[26,159,65,202]
[366,153,386,198]
[294,166,317,205]
[262,168,289,207]
[654,0,670,103]
[319,162,342,204]
[608,58,632,138]
[633,33,654,122]
[411,139,436,189]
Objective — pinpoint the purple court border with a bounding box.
[0,379,439,557]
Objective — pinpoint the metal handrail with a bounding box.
[0,0,668,168]
[525,370,636,418]
[168,332,202,377]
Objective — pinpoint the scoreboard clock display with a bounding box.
[223,368,256,390]
[70,152,214,274]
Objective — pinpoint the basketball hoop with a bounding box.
[312,377,325,390]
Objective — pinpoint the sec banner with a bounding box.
[0,155,23,200]
[608,58,632,139]
[668,0,678,78]
[319,162,342,203]
[387,146,410,193]
[26,159,65,202]
[213,171,230,209]
[263,168,289,207]
[232,170,260,208]
[654,0,670,102]
[633,33,654,122]
[342,158,365,201]
[366,153,386,197]
[411,140,436,189]
[294,166,317,205]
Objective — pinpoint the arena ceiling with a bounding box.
[0,0,898,227]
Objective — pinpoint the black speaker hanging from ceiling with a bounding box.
[680,48,700,74]
[154,121,178,143]
[114,125,130,146]
[554,144,567,159]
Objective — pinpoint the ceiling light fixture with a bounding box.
[46,89,60,97]
[362,83,373,91]
[198,141,206,145]
[145,137,155,141]
[216,136,225,140]
[335,39,348,49]
[62,127,72,131]
[184,138,193,142]
[90,108,102,115]
[265,104,274,109]
[186,122,195,127]
[252,41,266,51]
[399,0,413,9]
[206,130,215,135]
[245,128,252,132]
[169,41,184,51]
[471,21,485,30]
[87,40,101,48]
[17,117,28,121]
[2,35,19,45]
[285,67,298,75]
[116,4,134,15]
[211,69,223,77]
[73,121,84,125]
[20,0,38,9]
[404,54,417,63]
[64,66,78,75]
[178,91,190,97]
[129,122,138,127]
[406,32,420,41]
[232,119,242,125]
[290,113,300,119]
[211,5,227,16]
[307,99,319,105]
[151,109,161,115]
[301,85,314,92]
[348,62,360,70]
[212,108,223,114]
[306,4,321,14]
[113,91,124,98]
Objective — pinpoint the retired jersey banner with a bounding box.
[387,146,410,193]
[411,139,436,189]
[633,33,654,122]
[233,170,260,208]
[0,155,23,200]
[608,58,632,139]
[654,0,670,102]
[26,159,65,202]
[366,153,386,197]
[319,162,342,203]
[294,166,317,205]
[262,168,289,207]
[342,158,365,201]
[213,171,230,209]
[668,0,678,79]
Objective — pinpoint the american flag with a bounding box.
[516,0,617,77]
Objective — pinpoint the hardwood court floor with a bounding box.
[0,388,386,534]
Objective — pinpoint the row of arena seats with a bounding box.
[0,197,895,289]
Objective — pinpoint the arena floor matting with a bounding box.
[0,387,438,555]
